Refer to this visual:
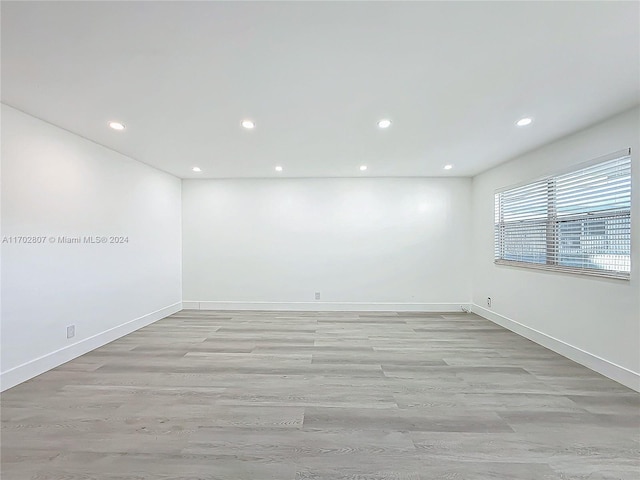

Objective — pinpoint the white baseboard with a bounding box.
[0,301,182,392]
[471,304,640,392]
[183,301,470,313]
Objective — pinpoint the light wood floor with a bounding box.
[1,310,639,479]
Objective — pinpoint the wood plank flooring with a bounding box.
[1,310,639,479]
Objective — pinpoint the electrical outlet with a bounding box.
[487,297,492,308]
[66,325,75,339]
[315,292,321,300]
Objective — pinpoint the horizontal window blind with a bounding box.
[495,152,632,279]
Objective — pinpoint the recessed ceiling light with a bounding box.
[192,167,202,172]
[516,117,532,127]
[360,165,368,171]
[241,120,255,129]
[108,121,125,131]
[444,164,453,170]
[275,166,283,172]
[378,119,392,129]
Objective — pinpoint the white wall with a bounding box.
[0,105,183,390]
[182,177,471,310]
[471,107,640,390]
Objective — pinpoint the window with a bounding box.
[494,150,632,279]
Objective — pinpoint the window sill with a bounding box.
[494,259,631,281]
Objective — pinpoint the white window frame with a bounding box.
[494,149,632,280]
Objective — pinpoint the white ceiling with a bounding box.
[2,1,638,179]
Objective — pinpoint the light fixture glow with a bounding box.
[378,119,392,129]
[275,166,283,172]
[516,117,532,127]
[192,167,202,172]
[360,165,368,171]
[241,120,255,129]
[108,121,125,131]
[444,164,453,170]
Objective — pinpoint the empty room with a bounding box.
[1,1,639,479]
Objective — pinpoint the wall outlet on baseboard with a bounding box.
[487,297,492,308]
[66,325,75,339]
[315,292,321,300]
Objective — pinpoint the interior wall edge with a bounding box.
[0,302,182,392]
[471,304,640,392]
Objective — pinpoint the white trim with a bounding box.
[184,301,469,313]
[471,304,640,392]
[0,302,182,392]
[182,301,200,309]
[494,259,631,281]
